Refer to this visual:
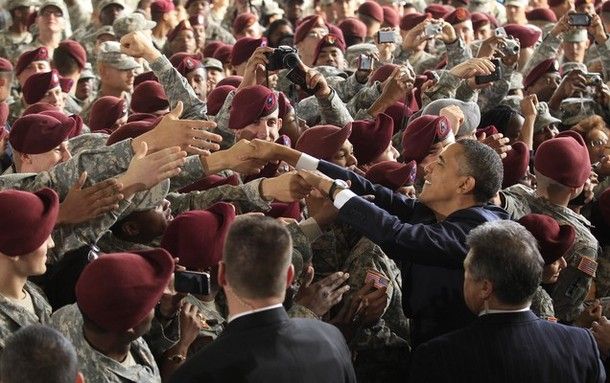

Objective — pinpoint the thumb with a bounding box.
[169,101,184,119]
[135,141,148,159]
[72,171,88,190]
[479,132,487,141]
[303,265,314,288]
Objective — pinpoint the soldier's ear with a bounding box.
[122,221,140,237]
[75,372,85,383]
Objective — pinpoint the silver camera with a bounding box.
[499,39,520,55]
[425,23,442,38]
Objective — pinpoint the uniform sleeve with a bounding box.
[522,33,562,77]
[499,185,533,219]
[212,91,237,150]
[328,73,366,102]
[168,155,206,192]
[596,38,610,84]
[421,70,462,107]
[318,89,354,127]
[477,62,513,114]
[346,82,382,116]
[446,37,472,69]
[149,54,208,120]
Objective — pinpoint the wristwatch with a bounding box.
[328,179,349,202]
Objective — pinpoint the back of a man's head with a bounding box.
[457,139,503,203]
[466,220,544,305]
[223,216,293,300]
[0,325,79,383]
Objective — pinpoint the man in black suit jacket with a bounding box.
[410,220,606,383]
[169,216,356,383]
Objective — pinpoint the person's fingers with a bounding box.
[328,285,350,304]
[168,100,184,119]
[72,171,88,191]
[135,141,148,159]
[321,271,350,290]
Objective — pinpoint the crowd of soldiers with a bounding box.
[0,0,608,381]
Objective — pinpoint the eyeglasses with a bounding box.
[40,7,63,18]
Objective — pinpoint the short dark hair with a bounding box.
[53,45,80,76]
[457,139,503,203]
[0,325,78,383]
[466,220,544,305]
[223,216,292,299]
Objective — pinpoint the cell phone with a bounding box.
[475,58,502,85]
[174,270,211,295]
[568,13,591,26]
[377,30,395,44]
[358,54,374,71]
[286,66,321,95]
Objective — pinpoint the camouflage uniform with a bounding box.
[500,184,600,323]
[0,30,34,62]
[477,61,514,114]
[51,303,161,383]
[530,285,556,320]
[522,33,561,77]
[0,282,51,354]
[96,231,153,253]
[149,55,207,120]
[205,21,236,45]
[287,303,320,320]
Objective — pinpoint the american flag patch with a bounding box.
[578,256,598,277]
[365,269,389,289]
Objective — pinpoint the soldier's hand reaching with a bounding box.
[589,14,608,44]
[260,171,313,201]
[403,19,431,50]
[450,58,495,79]
[120,31,160,62]
[479,132,511,159]
[238,46,274,90]
[550,13,571,38]
[305,67,332,98]
[135,101,222,155]
[520,94,539,119]
[57,172,124,225]
[178,302,207,347]
[438,21,457,44]
[118,142,187,195]
[295,271,351,317]
[216,139,268,175]
[439,105,464,135]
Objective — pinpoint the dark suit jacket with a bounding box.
[410,310,606,383]
[317,160,509,344]
[169,307,356,383]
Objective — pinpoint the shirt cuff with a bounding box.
[333,189,357,209]
[295,153,319,171]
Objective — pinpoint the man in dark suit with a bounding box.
[169,216,356,383]
[410,220,606,383]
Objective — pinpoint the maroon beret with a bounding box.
[169,52,202,67]
[151,0,175,13]
[58,40,87,69]
[266,201,302,221]
[189,14,205,26]
[76,248,173,332]
[327,24,345,42]
[313,34,346,65]
[203,41,223,58]
[176,57,203,77]
[526,8,558,22]
[445,8,471,25]
[127,112,158,123]
[89,96,126,132]
[134,71,159,88]
[400,12,430,31]
[131,81,170,114]
[383,6,400,27]
[15,47,49,76]
[0,188,59,257]
[167,19,193,42]
[296,124,352,160]
[206,85,235,116]
[22,102,59,116]
[22,70,61,105]
[233,12,258,34]
[177,173,240,193]
[475,124,498,139]
[384,101,413,134]
[229,85,277,130]
[294,15,327,44]
[370,64,398,83]
[217,75,242,87]
[365,160,417,189]
[518,214,575,264]
[348,113,394,165]
[230,37,266,66]
[39,110,83,138]
[402,115,451,163]
[162,203,236,271]
[106,120,155,145]
[213,43,233,64]
[358,1,384,22]
[471,12,491,30]
[535,130,591,187]
[425,4,452,19]
[502,141,530,188]
[277,91,293,119]
[0,58,13,72]
[338,17,367,39]
[503,24,541,48]
[523,58,558,88]
[10,114,74,154]
[602,0,610,12]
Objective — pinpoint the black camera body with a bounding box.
[266,46,300,71]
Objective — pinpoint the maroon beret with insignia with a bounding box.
[401,115,451,163]
[313,34,347,65]
[535,130,591,187]
[348,113,394,165]
[203,41,223,58]
[228,85,277,130]
[15,47,49,76]
[217,75,242,87]
[39,110,83,138]
[295,124,352,161]
[213,43,233,64]
[22,69,60,105]
[365,160,417,190]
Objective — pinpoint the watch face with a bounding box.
[336,179,349,188]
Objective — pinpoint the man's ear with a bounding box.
[122,221,140,237]
[286,263,295,288]
[459,175,476,195]
[480,279,494,301]
[218,260,227,288]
